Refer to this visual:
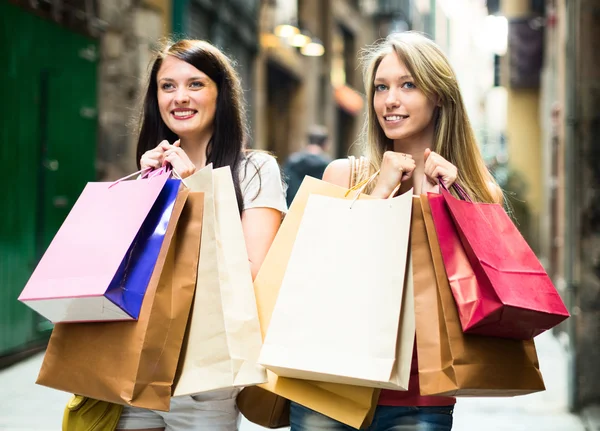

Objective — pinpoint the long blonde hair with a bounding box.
[358,32,499,203]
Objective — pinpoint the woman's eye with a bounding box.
[375,84,388,92]
[161,83,174,90]
[190,81,204,88]
[402,82,416,89]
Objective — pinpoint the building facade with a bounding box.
[0,0,171,362]
[510,0,600,416]
[254,0,377,162]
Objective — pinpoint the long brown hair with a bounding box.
[135,39,248,211]
[359,32,499,203]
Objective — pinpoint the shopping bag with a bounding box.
[174,165,266,395]
[236,386,290,429]
[434,185,569,339]
[62,395,123,431]
[252,176,382,429]
[19,173,178,322]
[428,192,488,336]
[37,188,203,411]
[259,189,414,389]
[414,196,546,396]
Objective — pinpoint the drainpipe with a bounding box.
[564,0,579,412]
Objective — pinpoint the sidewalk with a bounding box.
[0,331,584,430]
[451,331,584,431]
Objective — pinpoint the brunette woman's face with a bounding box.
[156,55,218,140]
[373,53,437,142]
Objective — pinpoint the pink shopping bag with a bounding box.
[19,172,180,323]
[428,184,569,339]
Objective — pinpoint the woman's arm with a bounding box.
[239,153,287,280]
[324,154,416,198]
[242,208,282,280]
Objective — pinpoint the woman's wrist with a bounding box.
[370,182,396,199]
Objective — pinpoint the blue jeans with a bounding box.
[290,402,453,431]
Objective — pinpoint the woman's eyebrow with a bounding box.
[158,76,207,82]
[374,74,413,82]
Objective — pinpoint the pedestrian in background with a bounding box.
[117,39,286,431]
[283,124,332,206]
[289,31,503,431]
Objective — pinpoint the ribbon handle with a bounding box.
[108,164,183,189]
[344,170,401,208]
[439,179,472,202]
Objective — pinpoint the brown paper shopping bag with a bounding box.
[413,196,546,397]
[259,190,414,389]
[251,177,382,429]
[174,165,266,395]
[236,386,291,429]
[37,188,204,411]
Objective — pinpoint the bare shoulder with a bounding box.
[323,158,352,188]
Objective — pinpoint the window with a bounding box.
[331,24,356,87]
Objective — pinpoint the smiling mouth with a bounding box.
[384,115,408,121]
[172,110,197,119]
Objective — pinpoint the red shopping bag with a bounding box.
[429,184,569,339]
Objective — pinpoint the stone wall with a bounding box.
[96,0,167,180]
[575,0,600,409]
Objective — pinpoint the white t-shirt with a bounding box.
[239,152,287,213]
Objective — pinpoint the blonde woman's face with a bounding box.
[157,55,218,139]
[373,53,437,142]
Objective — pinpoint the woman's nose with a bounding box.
[175,89,190,104]
[385,88,400,109]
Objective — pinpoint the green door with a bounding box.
[0,2,98,356]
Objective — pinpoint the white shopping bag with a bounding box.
[174,165,266,395]
[259,190,414,390]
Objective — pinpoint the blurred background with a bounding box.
[1,0,599,429]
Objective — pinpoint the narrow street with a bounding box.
[2,1,599,430]
[0,331,584,431]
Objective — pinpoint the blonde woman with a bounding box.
[290,32,502,431]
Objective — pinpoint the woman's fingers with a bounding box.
[163,149,196,178]
[423,149,457,187]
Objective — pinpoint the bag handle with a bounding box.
[345,170,401,207]
[347,157,468,203]
[108,164,183,189]
[141,164,183,180]
[439,180,472,202]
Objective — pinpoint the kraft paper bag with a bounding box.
[252,176,381,429]
[174,165,266,395]
[259,190,414,390]
[413,196,546,397]
[237,386,290,429]
[37,188,204,411]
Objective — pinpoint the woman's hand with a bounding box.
[422,148,458,194]
[140,140,171,171]
[371,151,416,198]
[163,140,196,178]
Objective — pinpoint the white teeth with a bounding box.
[385,115,408,121]
[173,110,195,117]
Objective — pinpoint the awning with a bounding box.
[334,85,365,116]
